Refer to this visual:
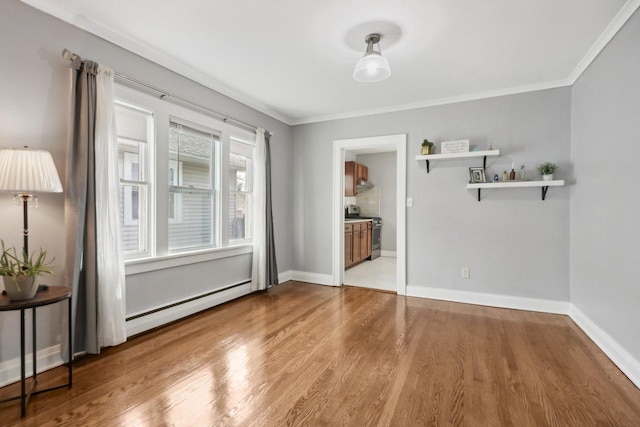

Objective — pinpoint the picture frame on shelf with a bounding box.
[469,167,486,183]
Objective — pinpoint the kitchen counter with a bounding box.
[344,218,372,223]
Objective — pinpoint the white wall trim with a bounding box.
[406,285,570,315]
[332,134,407,295]
[126,283,252,337]
[569,304,640,388]
[288,271,335,286]
[295,80,571,125]
[567,0,640,84]
[20,0,293,126]
[278,270,293,284]
[380,251,397,258]
[0,344,64,389]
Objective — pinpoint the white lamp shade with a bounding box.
[353,52,391,83]
[0,148,63,193]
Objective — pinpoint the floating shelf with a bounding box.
[466,180,565,201]
[415,150,500,173]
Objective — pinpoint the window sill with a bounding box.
[125,244,253,275]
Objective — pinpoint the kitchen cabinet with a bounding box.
[345,220,372,270]
[344,224,354,266]
[344,161,368,196]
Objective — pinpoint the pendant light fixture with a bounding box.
[353,33,391,83]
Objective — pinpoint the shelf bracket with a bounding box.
[542,186,549,200]
[483,155,487,169]
[477,188,481,202]
[425,159,430,173]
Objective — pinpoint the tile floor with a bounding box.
[344,256,397,292]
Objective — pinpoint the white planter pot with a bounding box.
[542,174,554,181]
[2,275,37,301]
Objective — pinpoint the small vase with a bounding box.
[421,146,429,155]
[2,275,37,301]
[542,174,553,181]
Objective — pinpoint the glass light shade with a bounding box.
[353,52,391,83]
[0,148,63,193]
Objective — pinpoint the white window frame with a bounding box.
[228,136,255,245]
[167,118,218,253]
[115,100,154,261]
[115,84,256,274]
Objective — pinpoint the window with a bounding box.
[115,102,153,257]
[229,138,253,242]
[168,120,218,252]
[114,84,256,266]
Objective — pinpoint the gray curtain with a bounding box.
[264,132,279,287]
[64,58,100,355]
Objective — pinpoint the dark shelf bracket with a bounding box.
[542,186,549,200]
[477,188,481,202]
[425,159,430,173]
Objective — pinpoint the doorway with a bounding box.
[332,134,407,295]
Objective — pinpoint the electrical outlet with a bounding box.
[461,267,470,279]
[406,197,414,207]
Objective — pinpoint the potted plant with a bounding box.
[1,240,54,301]
[422,139,434,155]
[537,162,558,181]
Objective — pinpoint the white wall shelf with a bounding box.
[466,180,565,201]
[415,150,500,173]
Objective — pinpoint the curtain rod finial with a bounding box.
[62,49,73,60]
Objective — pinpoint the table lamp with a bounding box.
[0,147,63,254]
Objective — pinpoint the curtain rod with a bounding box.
[61,49,270,136]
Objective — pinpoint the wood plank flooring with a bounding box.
[1,281,639,426]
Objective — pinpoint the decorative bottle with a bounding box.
[509,168,516,180]
[502,171,508,181]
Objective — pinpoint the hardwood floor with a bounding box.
[1,281,639,426]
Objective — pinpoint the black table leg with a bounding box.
[20,308,25,417]
[68,296,72,387]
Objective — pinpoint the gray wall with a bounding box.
[356,152,397,252]
[571,9,640,363]
[0,0,293,363]
[293,88,571,301]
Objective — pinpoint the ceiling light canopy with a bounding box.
[353,33,391,83]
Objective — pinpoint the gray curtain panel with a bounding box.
[64,58,100,356]
[265,132,279,287]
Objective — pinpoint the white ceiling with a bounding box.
[22,0,639,125]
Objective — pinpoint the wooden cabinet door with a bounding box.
[366,222,372,257]
[357,164,368,182]
[353,224,362,262]
[345,161,357,196]
[359,223,369,260]
[344,224,353,267]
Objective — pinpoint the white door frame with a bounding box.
[332,134,407,295]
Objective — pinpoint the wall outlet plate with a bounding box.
[461,267,470,279]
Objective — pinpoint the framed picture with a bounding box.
[469,167,486,183]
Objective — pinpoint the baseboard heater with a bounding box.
[126,280,251,322]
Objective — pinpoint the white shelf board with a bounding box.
[467,180,564,189]
[415,149,500,161]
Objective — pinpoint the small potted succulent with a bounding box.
[537,162,558,181]
[1,240,54,301]
[421,139,434,155]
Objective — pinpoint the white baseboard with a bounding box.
[569,304,640,389]
[0,345,65,389]
[381,251,397,258]
[287,271,335,286]
[126,283,253,337]
[406,285,570,314]
[278,270,293,284]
